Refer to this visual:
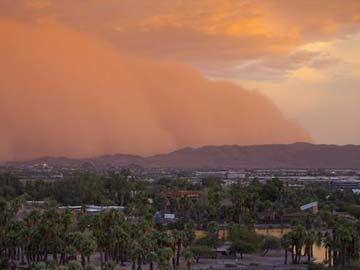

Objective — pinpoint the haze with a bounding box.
[0,21,311,161]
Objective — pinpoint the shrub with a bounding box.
[190,245,216,261]
[46,260,57,270]
[103,261,116,270]
[83,264,97,270]
[195,235,221,248]
[66,261,81,270]
[32,262,46,270]
[261,235,281,251]
[308,262,326,270]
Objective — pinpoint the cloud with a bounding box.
[1,0,359,82]
[1,1,359,64]
[0,20,311,161]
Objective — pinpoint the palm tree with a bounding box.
[280,233,292,265]
[58,209,73,265]
[17,221,28,266]
[334,223,355,268]
[304,230,317,262]
[323,233,333,267]
[140,231,158,268]
[292,224,306,264]
[146,252,157,270]
[183,249,194,270]
[128,242,143,270]
[171,229,184,266]
[77,230,97,267]
[91,214,107,268]
[23,210,42,268]
[39,209,60,263]
[113,224,129,265]
[157,247,173,270]
[6,219,22,267]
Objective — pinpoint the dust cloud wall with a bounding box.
[0,20,311,161]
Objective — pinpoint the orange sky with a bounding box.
[0,0,359,160]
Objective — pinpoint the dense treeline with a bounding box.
[0,195,259,270]
[3,172,360,221]
[2,172,360,269]
[0,199,196,270]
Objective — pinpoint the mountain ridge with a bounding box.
[2,143,360,169]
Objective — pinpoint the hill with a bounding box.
[4,143,360,169]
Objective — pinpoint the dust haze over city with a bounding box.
[1,1,360,270]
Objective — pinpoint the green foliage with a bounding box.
[103,261,116,270]
[65,245,77,261]
[229,225,260,255]
[78,230,97,257]
[153,193,168,212]
[21,171,134,205]
[32,262,46,270]
[260,178,283,202]
[66,261,82,270]
[342,203,360,219]
[308,262,326,270]
[183,248,194,261]
[2,171,360,269]
[206,221,219,238]
[24,180,52,201]
[202,177,223,189]
[190,245,216,259]
[83,265,96,270]
[261,235,281,251]
[280,233,292,249]
[0,174,23,200]
[195,235,221,248]
[157,247,173,270]
[46,260,57,270]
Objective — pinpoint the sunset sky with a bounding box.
[0,0,359,161]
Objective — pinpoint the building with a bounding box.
[300,201,319,215]
[165,190,203,198]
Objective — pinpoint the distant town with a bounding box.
[2,161,360,191]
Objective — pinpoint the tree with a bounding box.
[67,261,81,270]
[281,233,292,265]
[157,247,173,270]
[333,221,356,268]
[229,225,260,259]
[183,248,194,270]
[190,246,215,263]
[171,229,185,266]
[146,252,157,270]
[77,231,97,267]
[103,261,116,270]
[261,235,280,256]
[323,233,333,267]
[128,242,143,270]
[304,230,317,262]
[291,224,306,264]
